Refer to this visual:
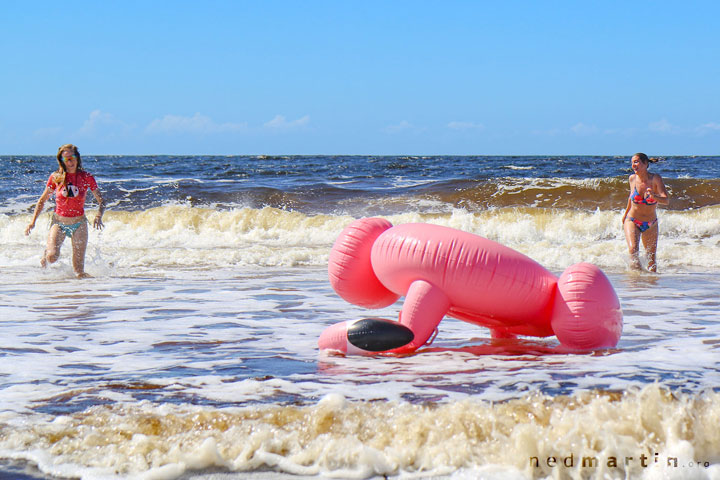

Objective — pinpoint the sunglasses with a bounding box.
[62,155,78,161]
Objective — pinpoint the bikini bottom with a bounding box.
[51,216,87,238]
[629,216,658,233]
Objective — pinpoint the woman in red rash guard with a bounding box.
[25,144,105,278]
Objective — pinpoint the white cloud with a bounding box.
[77,110,133,137]
[696,122,720,135]
[146,113,248,134]
[647,119,720,136]
[263,114,310,129]
[447,121,484,131]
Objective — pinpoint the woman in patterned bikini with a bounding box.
[25,144,105,278]
[621,153,669,272]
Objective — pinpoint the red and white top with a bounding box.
[46,171,98,217]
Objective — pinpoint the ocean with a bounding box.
[1,155,719,480]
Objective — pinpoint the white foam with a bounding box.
[2,385,720,480]
[5,205,720,275]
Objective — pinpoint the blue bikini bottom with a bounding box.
[52,216,87,238]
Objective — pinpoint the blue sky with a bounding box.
[2,1,719,155]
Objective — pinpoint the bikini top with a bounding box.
[630,187,657,205]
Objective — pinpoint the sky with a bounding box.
[2,1,719,155]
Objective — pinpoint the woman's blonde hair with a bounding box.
[53,144,83,185]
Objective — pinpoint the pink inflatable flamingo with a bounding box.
[319,218,623,355]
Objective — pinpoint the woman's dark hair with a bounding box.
[634,152,659,164]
